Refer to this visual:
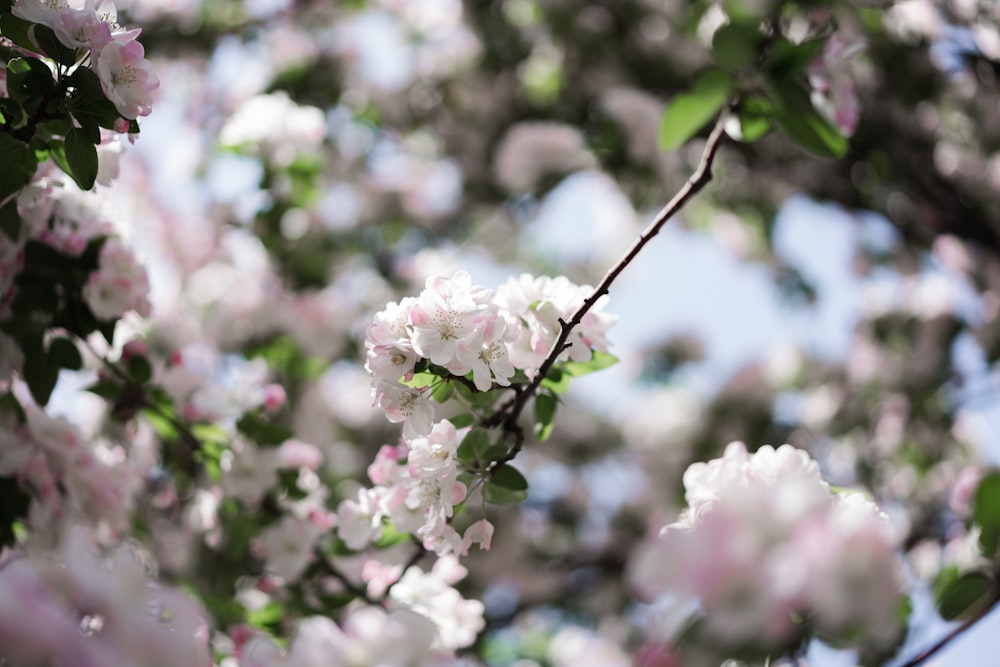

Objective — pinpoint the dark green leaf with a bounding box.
[0,476,31,548]
[0,98,26,128]
[85,379,122,401]
[457,427,491,465]
[712,22,761,71]
[765,37,828,79]
[29,24,77,67]
[5,57,56,112]
[49,337,82,371]
[973,473,1000,557]
[127,355,153,384]
[67,67,123,131]
[937,571,993,621]
[0,132,37,202]
[23,349,59,405]
[0,199,20,240]
[481,444,509,465]
[769,80,848,158]
[534,392,557,442]
[0,13,36,53]
[448,413,475,429]
[659,69,733,151]
[491,464,528,491]
[483,482,528,505]
[237,415,293,446]
[64,126,99,190]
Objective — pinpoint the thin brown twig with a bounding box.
[898,594,1000,667]
[495,108,733,456]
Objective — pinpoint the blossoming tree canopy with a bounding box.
[2,0,1000,666]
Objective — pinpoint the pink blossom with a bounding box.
[408,271,494,367]
[96,37,158,119]
[461,518,494,555]
[809,35,865,137]
[82,237,151,320]
[53,2,113,53]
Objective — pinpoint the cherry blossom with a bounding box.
[96,36,159,119]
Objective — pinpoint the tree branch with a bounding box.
[898,591,1000,666]
[496,108,732,449]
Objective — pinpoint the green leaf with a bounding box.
[769,80,848,158]
[973,473,1000,557]
[236,414,293,446]
[711,22,761,71]
[0,476,32,548]
[49,337,82,371]
[246,601,284,631]
[457,427,491,465]
[64,127,99,190]
[0,199,20,240]
[30,24,77,67]
[659,69,733,151]
[431,380,454,403]
[481,443,509,465]
[0,98,27,129]
[0,132,37,202]
[5,57,56,112]
[448,413,475,429]
[764,37,828,79]
[401,370,437,388]
[85,379,122,401]
[724,0,773,24]
[937,571,993,621]
[540,367,570,394]
[533,392,557,442]
[483,481,528,505]
[127,355,153,384]
[67,67,124,131]
[562,350,619,377]
[0,14,37,53]
[491,464,528,491]
[373,522,410,548]
[734,96,774,142]
[23,349,58,405]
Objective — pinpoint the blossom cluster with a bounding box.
[631,442,907,653]
[0,528,211,667]
[365,270,615,437]
[336,419,493,557]
[13,0,158,119]
[238,556,485,665]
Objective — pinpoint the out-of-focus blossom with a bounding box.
[630,442,906,653]
[83,237,152,320]
[809,35,865,137]
[493,122,597,193]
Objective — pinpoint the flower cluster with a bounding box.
[365,270,615,437]
[0,528,211,667]
[13,0,158,119]
[630,442,906,653]
[337,419,492,557]
[82,236,151,320]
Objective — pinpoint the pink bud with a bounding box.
[261,383,287,413]
[121,339,148,361]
